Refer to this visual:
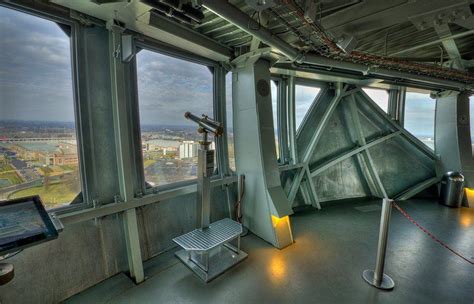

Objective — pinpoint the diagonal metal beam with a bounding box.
[304,164,321,209]
[310,132,401,177]
[357,89,438,160]
[394,177,440,200]
[302,84,349,163]
[347,94,388,198]
[287,167,306,205]
[279,163,304,172]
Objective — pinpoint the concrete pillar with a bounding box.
[435,91,473,207]
[232,57,293,248]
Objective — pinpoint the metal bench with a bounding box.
[173,218,247,282]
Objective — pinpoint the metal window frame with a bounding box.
[0,3,87,212]
[224,71,236,174]
[361,86,390,113]
[401,89,437,151]
[133,40,230,195]
[294,80,325,136]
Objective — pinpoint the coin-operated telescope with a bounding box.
[173,112,247,283]
[184,112,223,228]
[184,112,223,137]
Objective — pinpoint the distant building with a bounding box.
[142,139,180,155]
[42,152,78,166]
[178,141,216,159]
[10,141,78,166]
[179,141,198,159]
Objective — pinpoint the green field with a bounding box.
[0,164,23,187]
[144,159,157,168]
[9,180,80,208]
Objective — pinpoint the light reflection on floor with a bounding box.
[459,211,473,228]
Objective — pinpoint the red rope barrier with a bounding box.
[392,202,473,265]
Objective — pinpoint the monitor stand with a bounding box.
[0,263,14,285]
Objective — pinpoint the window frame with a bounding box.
[361,86,390,113]
[225,71,236,173]
[0,4,86,212]
[133,41,227,194]
[402,88,437,151]
[294,78,324,137]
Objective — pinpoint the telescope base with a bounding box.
[0,263,14,286]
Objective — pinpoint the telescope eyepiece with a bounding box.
[184,111,223,137]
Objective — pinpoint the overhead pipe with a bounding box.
[303,53,470,89]
[201,0,471,90]
[201,0,301,61]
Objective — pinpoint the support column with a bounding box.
[287,76,297,164]
[109,27,145,282]
[435,91,473,207]
[233,57,293,248]
[213,65,230,176]
[388,87,405,126]
[277,77,290,164]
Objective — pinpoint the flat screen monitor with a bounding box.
[0,195,58,255]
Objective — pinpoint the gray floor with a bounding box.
[67,198,474,304]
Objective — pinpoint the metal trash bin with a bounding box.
[439,172,464,208]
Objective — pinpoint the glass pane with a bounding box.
[271,80,279,159]
[404,92,436,150]
[470,96,474,156]
[226,73,235,171]
[0,7,80,209]
[136,50,214,187]
[295,85,321,130]
[363,88,389,113]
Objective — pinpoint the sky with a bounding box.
[363,88,389,112]
[136,50,213,126]
[295,85,321,129]
[404,92,436,137]
[0,6,74,122]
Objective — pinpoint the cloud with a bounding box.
[0,6,74,122]
[295,85,320,128]
[136,50,214,126]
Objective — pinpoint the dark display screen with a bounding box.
[0,196,58,254]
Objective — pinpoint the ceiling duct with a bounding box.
[141,0,205,24]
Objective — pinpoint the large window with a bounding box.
[136,49,214,187]
[404,91,436,150]
[363,88,389,113]
[271,80,279,159]
[226,73,235,171]
[0,7,80,209]
[295,84,320,130]
[470,96,474,156]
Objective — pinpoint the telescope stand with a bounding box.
[173,132,247,282]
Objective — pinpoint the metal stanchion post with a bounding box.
[363,198,395,290]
